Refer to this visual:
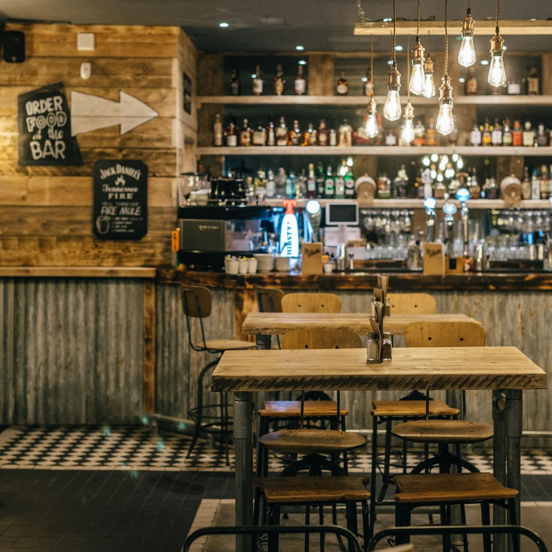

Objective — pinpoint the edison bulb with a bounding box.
[384,90,401,121]
[409,64,425,95]
[488,55,507,87]
[401,119,415,144]
[423,73,436,98]
[436,102,455,136]
[458,36,476,67]
[365,113,378,138]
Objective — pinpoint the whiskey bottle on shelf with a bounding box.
[252,123,267,146]
[318,119,328,146]
[285,170,296,199]
[303,122,317,146]
[276,116,288,146]
[426,118,437,147]
[522,121,535,147]
[288,120,302,146]
[536,124,548,147]
[229,67,241,95]
[324,166,336,198]
[295,64,307,95]
[512,119,523,146]
[267,121,276,146]
[335,163,346,199]
[225,119,237,147]
[265,169,276,199]
[239,118,252,146]
[273,64,285,96]
[329,127,338,146]
[336,71,349,95]
[275,168,287,198]
[531,169,540,200]
[337,119,353,147]
[491,119,503,146]
[393,165,409,198]
[306,164,317,198]
[521,166,531,200]
[213,113,223,147]
[482,120,492,146]
[502,118,513,146]
[465,68,478,95]
[525,65,540,95]
[344,166,355,197]
[468,168,481,199]
[252,65,264,96]
[470,120,482,146]
[540,165,550,200]
[385,129,397,147]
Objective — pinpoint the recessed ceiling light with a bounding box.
[383,17,392,22]
[481,59,489,66]
[395,45,403,51]
[298,60,307,65]
[295,45,305,51]
[219,22,229,27]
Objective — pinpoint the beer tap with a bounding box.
[456,187,470,257]
[442,193,458,258]
[423,197,437,242]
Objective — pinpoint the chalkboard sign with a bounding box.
[18,82,82,166]
[93,160,148,241]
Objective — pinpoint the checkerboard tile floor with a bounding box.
[1,425,552,474]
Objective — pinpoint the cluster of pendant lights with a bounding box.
[365,0,507,142]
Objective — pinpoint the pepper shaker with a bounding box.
[367,332,380,364]
[381,332,392,362]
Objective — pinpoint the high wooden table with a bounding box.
[242,312,482,339]
[212,347,547,552]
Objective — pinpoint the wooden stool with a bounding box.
[255,476,370,552]
[394,473,520,552]
[180,286,255,464]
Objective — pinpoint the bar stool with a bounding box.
[181,285,256,464]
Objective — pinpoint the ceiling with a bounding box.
[1,0,552,53]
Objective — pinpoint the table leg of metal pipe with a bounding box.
[493,389,508,552]
[234,391,254,552]
[256,333,272,350]
[506,389,523,552]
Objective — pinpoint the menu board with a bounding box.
[18,82,82,166]
[93,160,148,241]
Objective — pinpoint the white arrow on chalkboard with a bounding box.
[70,91,159,136]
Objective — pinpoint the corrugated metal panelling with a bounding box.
[0,278,144,424]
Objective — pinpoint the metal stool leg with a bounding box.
[361,500,370,552]
[345,501,359,552]
[304,504,310,552]
[508,499,521,552]
[481,501,492,552]
[369,416,378,536]
[267,504,280,552]
[395,504,411,545]
[319,504,325,552]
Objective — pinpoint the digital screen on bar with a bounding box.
[326,203,359,225]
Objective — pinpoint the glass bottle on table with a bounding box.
[229,66,241,95]
[273,64,285,96]
[295,64,307,95]
[252,65,264,96]
[336,71,349,95]
[275,116,288,146]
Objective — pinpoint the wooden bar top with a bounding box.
[0,267,156,279]
[158,269,552,292]
[211,347,547,392]
[242,312,481,336]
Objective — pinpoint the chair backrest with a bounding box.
[180,286,212,318]
[281,292,341,313]
[388,293,436,314]
[256,287,284,313]
[404,321,486,348]
[281,329,362,350]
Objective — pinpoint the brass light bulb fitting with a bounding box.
[424,53,435,74]
[387,63,401,91]
[368,98,377,114]
[439,74,453,104]
[490,32,504,57]
[403,101,414,119]
[461,10,475,38]
[412,37,425,63]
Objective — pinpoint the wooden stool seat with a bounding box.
[392,420,493,444]
[371,400,459,418]
[394,473,519,503]
[259,400,348,418]
[255,476,370,504]
[259,429,366,454]
[198,339,256,351]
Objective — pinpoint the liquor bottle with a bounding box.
[303,122,317,146]
[225,119,237,147]
[252,123,267,146]
[285,170,296,199]
[414,120,427,146]
[512,119,523,147]
[296,171,306,199]
[377,173,391,199]
[536,124,548,147]
[239,118,252,146]
[324,166,335,198]
[276,116,288,146]
[273,64,285,96]
[329,128,337,146]
[470,120,482,146]
[522,121,535,147]
[364,68,374,97]
[385,129,397,147]
[491,118,503,146]
[213,113,223,147]
[288,120,302,146]
[393,165,409,198]
[295,64,307,95]
[335,162,346,199]
[521,166,531,200]
[549,164,552,199]
[344,166,355,197]
[318,119,329,146]
[229,67,241,95]
[481,120,492,146]
[483,177,499,200]
[531,169,540,200]
[336,71,349,95]
[468,167,481,199]
[374,115,384,146]
[316,163,325,196]
[426,118,437,147]
[502,119,513,146]
[252,65,263,96]
[465,68,478,95]
[306,164,317,198]
[525,65,540,95]
[265,169,276,199]
[266,121,276,146]
[275,168,287,198]
[337,119,353,147]
[540,165,549,199]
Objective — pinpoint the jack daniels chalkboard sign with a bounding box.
[93,160,148,241]
[18,82,82,166]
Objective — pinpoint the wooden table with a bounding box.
[242,312,482,338]
[212,347,547,552]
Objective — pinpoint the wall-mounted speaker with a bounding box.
[3,31,25,63]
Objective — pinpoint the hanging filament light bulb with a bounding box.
[436,0,454,136]
[458,0,476,67]
[401,36,415,144]
[384,0,402,121]
[488,0,506,87]
[364,35,379,138]
[409,0,425,95]
[423,50,436,98]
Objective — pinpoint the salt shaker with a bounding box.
[367,332,380,364]
[381,332,392,362]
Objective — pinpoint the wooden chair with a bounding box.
[281,292,342,313]
[388,293,436,314]
[256,287,285,314]
[180,285,255,464]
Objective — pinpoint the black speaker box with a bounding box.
[3,30,25,63]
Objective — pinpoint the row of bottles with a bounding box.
[521,165,552,200]
[463,65,540,96]
[469,119,552,147]
[213,116,354,147]
[230,64,307,96]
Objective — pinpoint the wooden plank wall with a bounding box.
[0,23,198,267]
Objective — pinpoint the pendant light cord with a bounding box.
[444,0,449,75]
[467,0,471,14]
[416,0,421,38]
[407,35,411,100]
[356,0,365,21]
[495,0,500,34]
[370,34,374,82]
[392,0,397,65]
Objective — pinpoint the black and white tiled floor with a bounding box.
[1,425,552,475]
